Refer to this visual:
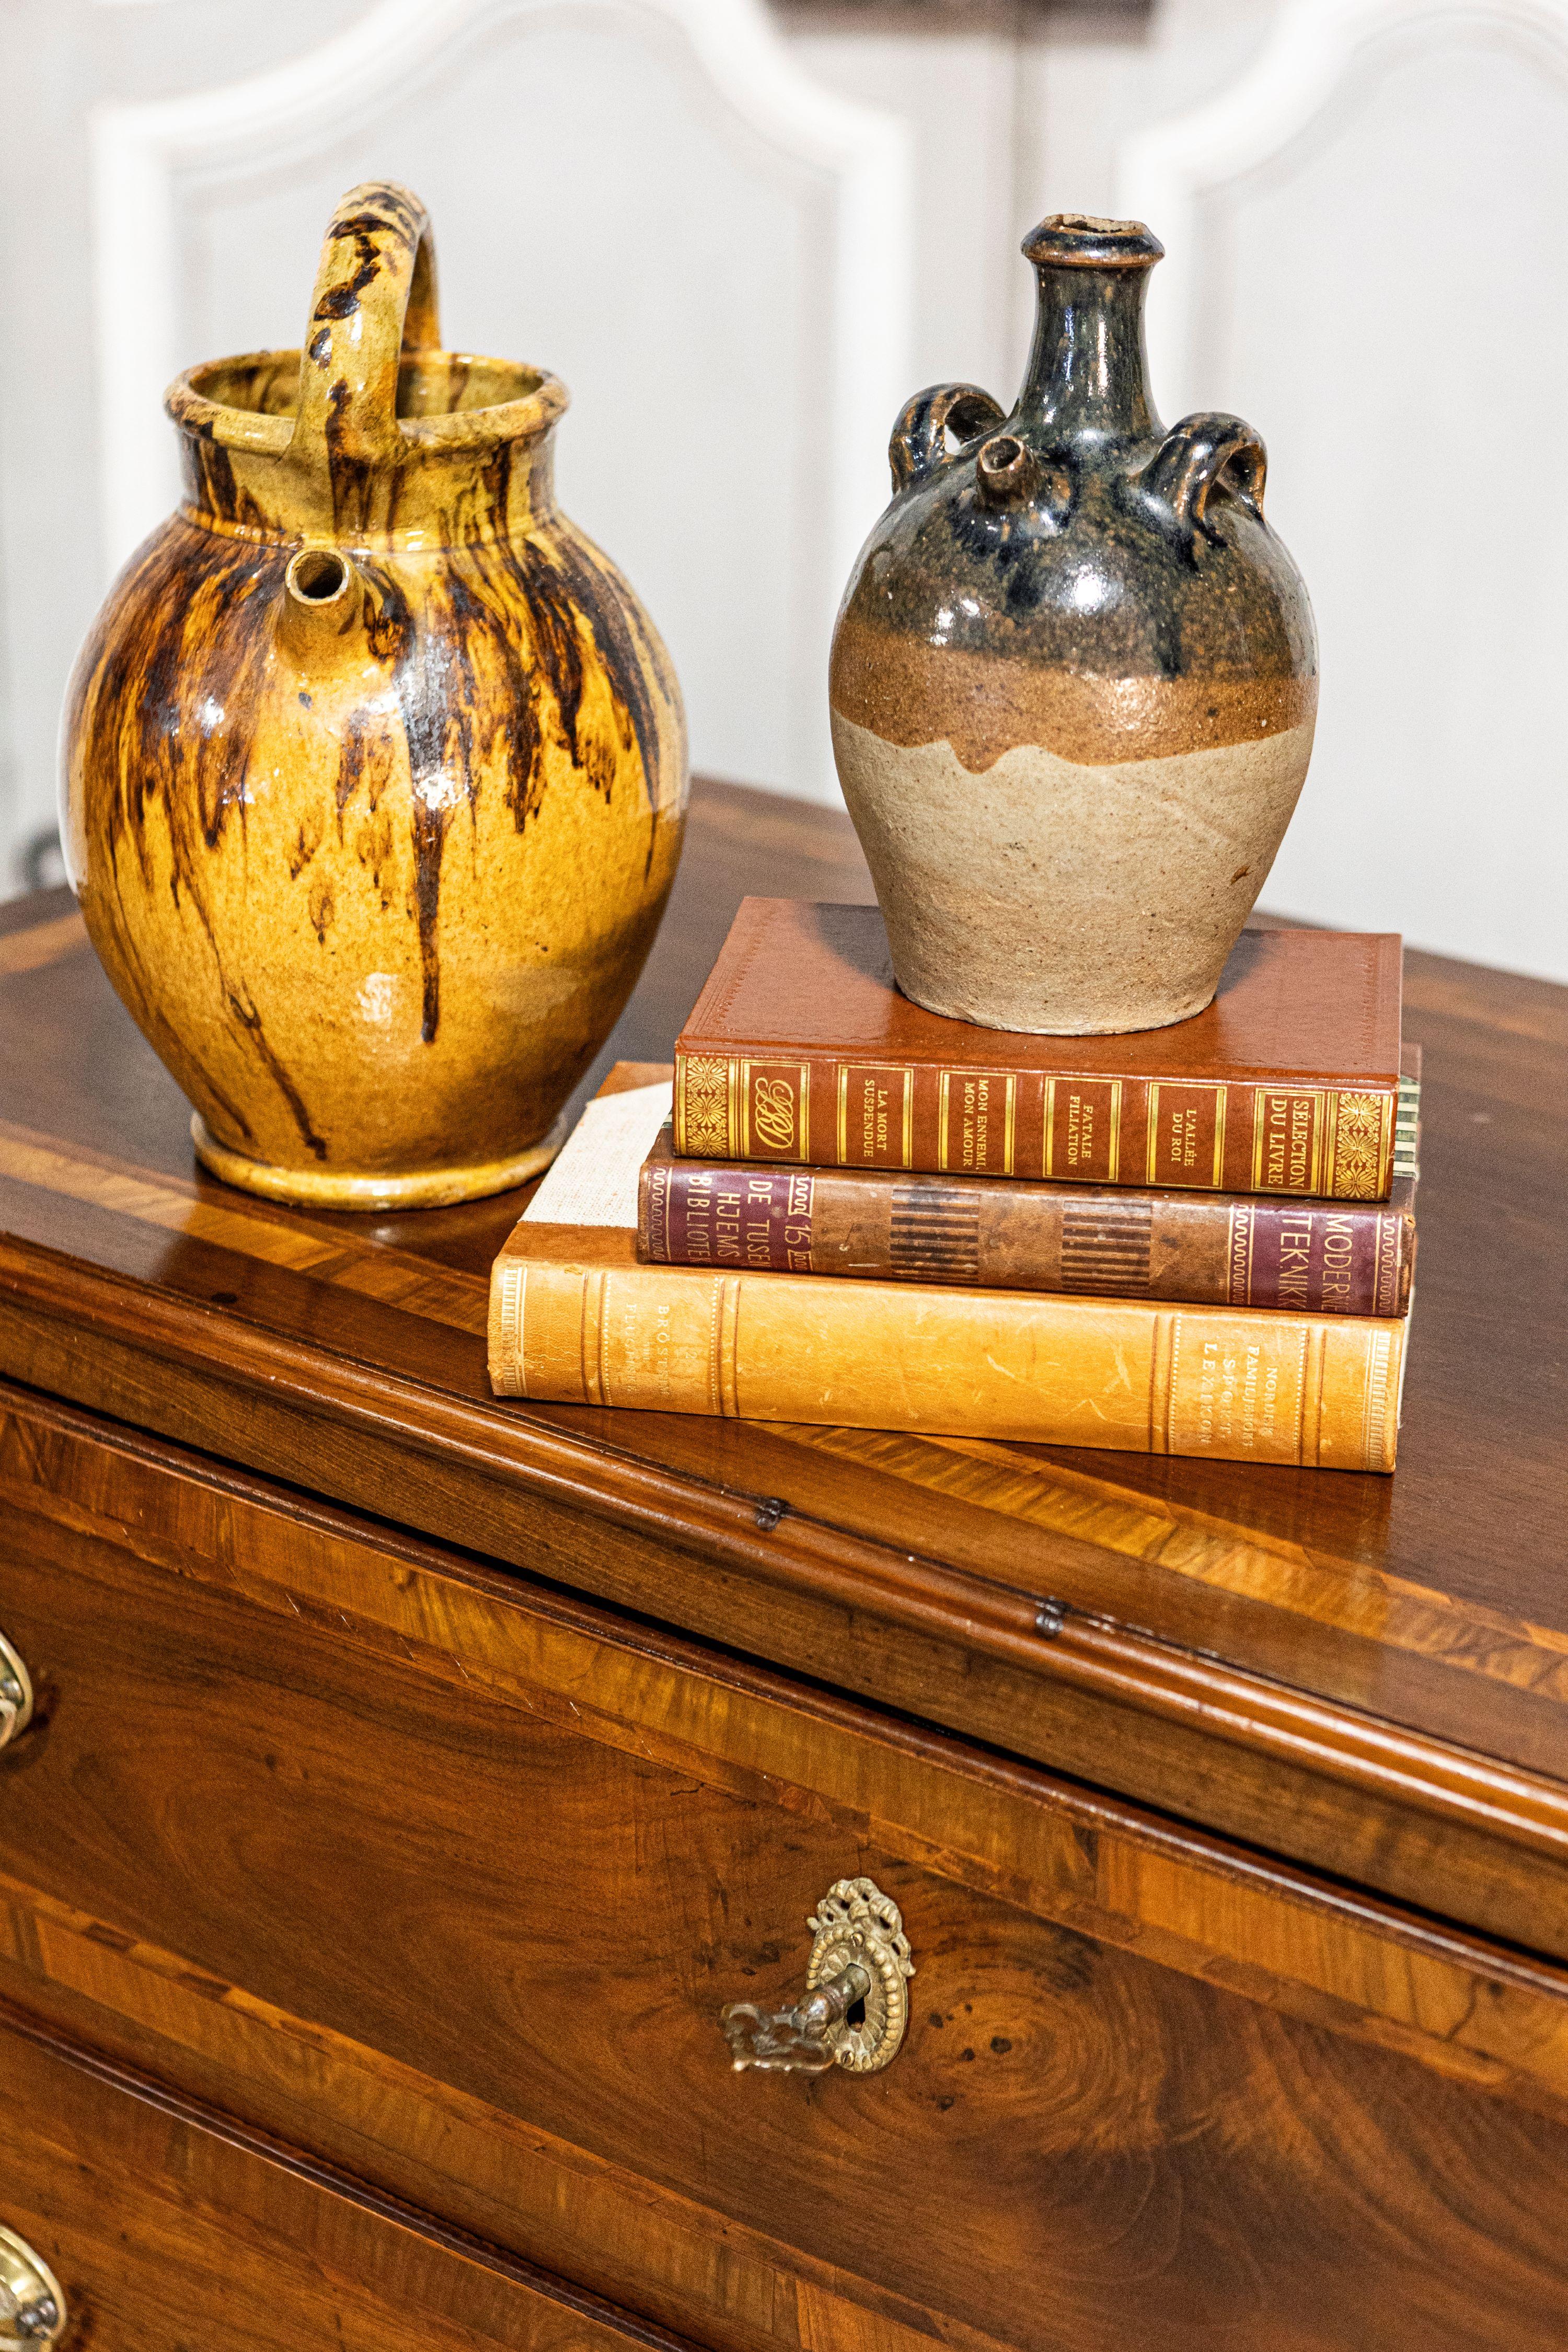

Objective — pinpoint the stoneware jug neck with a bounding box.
[1014,213,1164,452]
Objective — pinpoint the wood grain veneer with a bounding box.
[0,2005,695,2352]
[0,776,1564,2349]
[4,1386,1568,2350]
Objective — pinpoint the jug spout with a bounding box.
[278,545,363,661]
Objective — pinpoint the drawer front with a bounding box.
[0,2004,689,2351]
[5,1393,1568,2352]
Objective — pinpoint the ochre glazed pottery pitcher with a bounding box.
[830,213,1316,1035]
[63,182,686,1206]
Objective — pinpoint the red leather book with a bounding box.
[674,903,1404,1203]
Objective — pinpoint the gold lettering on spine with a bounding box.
[678,1054,733,1157]
[1166,1313,1310,1461]
[1319,1215,1355,1309]
[939,1069,1016,1174]
[1146,1083,1225,1189]
[1252,1089,1330,1194]
[1047,1079,1117,1182]
[835,1065,916,1167]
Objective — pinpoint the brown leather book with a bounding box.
[489,1068,1409,1472]
[674,902,1404,1202]
[639,1058,1420,1315]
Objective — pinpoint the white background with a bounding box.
[2,0,1564,981]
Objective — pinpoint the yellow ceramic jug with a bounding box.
[62,182,687,1207]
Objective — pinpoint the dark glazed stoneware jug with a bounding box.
[62,181,686,1206]
[830,213,1316,1035]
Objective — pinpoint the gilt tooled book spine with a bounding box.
[637,1127,1417,1316]
[673,903,1405,1203]
[672,1052,1400,1201]
[490,1232,1407,1473]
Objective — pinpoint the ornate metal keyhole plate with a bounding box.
[720,1876,915,2076]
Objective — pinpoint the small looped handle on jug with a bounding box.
[291,181,441,475]
[1142,412,1267,539]
[889,383,1006,491]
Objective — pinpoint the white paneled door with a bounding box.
[2,0,1565,980]
[0,0,913,900]
[1120,0,1568,978]
[93,0,914,809]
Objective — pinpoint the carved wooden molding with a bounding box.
[89,0,914,593]
[1116,0,1568,417]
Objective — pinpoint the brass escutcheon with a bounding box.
[720,1877,915,2076]
[0,1631,34,1753]
[0,2223,67,2347]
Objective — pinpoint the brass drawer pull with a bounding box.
[721,1877,915,2076]
[0,1632,33,1751]
[0,2224,66,2346]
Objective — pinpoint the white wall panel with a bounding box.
[2,0,1565,977]
[1121,1,1568,978]
[783,11,1023,401]
[94,0,913,809]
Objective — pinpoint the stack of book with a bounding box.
[490,901,1420,1473]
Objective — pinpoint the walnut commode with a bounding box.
[62,181,686,1207]
[831,214,1317,1036]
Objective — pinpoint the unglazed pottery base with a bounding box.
[831,708,1316,1035]
[192,1109,569,1211]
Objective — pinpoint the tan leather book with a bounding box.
[490,1078,1409,1470]
[674,903,1404,1202]
[639,1055,1420,1315]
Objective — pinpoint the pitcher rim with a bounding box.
[165,345,571,459]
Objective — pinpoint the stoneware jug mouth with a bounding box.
[167,346,569,461]
[1022,214,1165,271]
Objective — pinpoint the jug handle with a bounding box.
[890,383,1006,491]
[291,181,441,471]
[1142,412,1266,534]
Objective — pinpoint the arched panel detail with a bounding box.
[1116,0,1568,418]
[1111,0,1568,974]
[89,0,914,799]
